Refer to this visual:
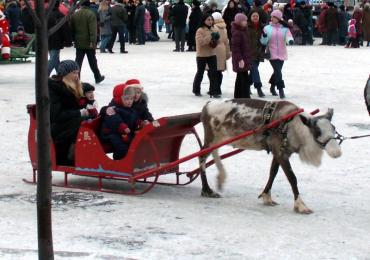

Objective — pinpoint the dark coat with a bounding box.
[110,3,128,26]
[5,1,20,33]
[147,2,159,22]
[132,97,154,122]
[247,22,264,62]
[325,7,339,31]
[135,4,146,25]
[188,6,202,47]
[223,7,239,40]
[49,77,83,144]
[100,99,139,138]
[48,9,72,50]
[171,2,188,28]
[294,7,309,32]
[126,4,136,29]
[20,7,34,34]
[231,23,252,72]
[70,6,97,49]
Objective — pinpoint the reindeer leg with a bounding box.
[278,158,313,214]
[259,156,279,206]
[199,151,221,198]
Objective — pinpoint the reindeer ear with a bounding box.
[299,114,312,127]
[325,108,334,121]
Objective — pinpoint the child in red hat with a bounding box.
[125,79,154,126]
[100,84,140,160]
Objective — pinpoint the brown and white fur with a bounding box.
[199,99,342,214]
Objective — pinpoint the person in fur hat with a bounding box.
[125,78,154,123]
[100,84,140,160]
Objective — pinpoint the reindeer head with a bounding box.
[299,109,342,158]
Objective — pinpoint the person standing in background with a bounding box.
[71,0,105,84]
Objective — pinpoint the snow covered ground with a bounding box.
[0,34,369,259]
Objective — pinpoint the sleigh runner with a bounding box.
[25,102,320,196]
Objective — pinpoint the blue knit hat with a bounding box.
[57,60,80,76]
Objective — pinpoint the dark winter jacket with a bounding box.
[135,4,146,25]
[132,97,154,122]
[110,3,128,26]
[70,6,97,49]
[248,21,264,62]
[100,100,139,140]
[223,6,239,40]
[147,1,159,22]
[126,4,136,29]
[48,9,72,50]
[49,77,83,143]
[338,10,350,37]
[5,1,20,33]
[20,7,34,34]
[171,1,188,28]
[187,6,202,47]
[188,6,202,32]
[231,22,252,72]
[294,7,309,32]
[325,7,339,31]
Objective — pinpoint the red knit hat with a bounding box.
[125,79,142,89]
[113,83,135,105]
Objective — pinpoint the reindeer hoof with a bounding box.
[201,189,221,198]
[259,192,279,206]
[294,197,313,214]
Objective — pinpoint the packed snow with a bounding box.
[0,33,369,259]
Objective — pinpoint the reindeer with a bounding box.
[199,99,342,214]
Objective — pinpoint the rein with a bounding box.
[334,131,370,145]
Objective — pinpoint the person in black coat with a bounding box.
[48,1,72,76]
[293,2,309,45]
[187,0,202,51]
[100,84,140,160]
[49,60,94,165]
[223,0,240,43]
[5,1,20,33]
[134,0,146,45]
[146,0,160,39]
[126,0,137,44]
[171,0,188,52]
[20,1,34,34]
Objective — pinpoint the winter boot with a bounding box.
[270,85,278,96]
[277,81,286,99]
[278,88,285,99]
[255,82,265,97]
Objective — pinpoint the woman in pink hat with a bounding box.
[261,9,294,99]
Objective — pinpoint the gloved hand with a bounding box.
[211,32,220,41]
[87,108,98,118]
[118,123,130,134]
[262,31,267,37]
[79,98,88,107]
[288,40,294,45]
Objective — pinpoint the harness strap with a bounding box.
[262,101,278,126]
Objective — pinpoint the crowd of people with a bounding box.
[0,0,369,163]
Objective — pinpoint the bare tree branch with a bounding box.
[24,0,42,27]
[48,0,78,36]
[46,0,57,18]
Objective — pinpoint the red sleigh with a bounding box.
[25,104,203,194]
